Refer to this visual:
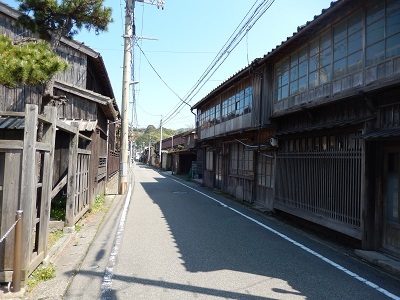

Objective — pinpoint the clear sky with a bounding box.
[3,0,335,130]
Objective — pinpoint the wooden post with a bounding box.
[65,123,79,228]
[12,210,23,293]
[39,107,57,257]
[20,104,38,281]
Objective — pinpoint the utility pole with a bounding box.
[159,115,162,168]
[119,0,134,194]
[120,0,165,193]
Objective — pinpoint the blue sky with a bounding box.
[3,0,335,130]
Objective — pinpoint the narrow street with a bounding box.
[65,163,400,300]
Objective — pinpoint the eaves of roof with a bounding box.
[55,80,118,121]
[192,58,262,109]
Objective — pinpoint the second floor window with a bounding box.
[274,0,400,103]
[198,84,253,129]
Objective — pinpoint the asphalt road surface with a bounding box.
[65,163,400,300]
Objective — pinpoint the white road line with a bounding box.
[101,185,132,300]
[174,179,400,300]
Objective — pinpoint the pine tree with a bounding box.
[16,0,113,102]
[0,35,68,87]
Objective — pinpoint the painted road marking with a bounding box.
[174,179,400,300]
[101,185,132,300]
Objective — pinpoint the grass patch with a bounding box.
[75,224,82,232]
[27,265,56,292]
[48,229,63,248]
[91,194,105,213]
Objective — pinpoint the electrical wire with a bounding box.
[135,42,191,109]
[161,0,275,126]
[133,0,275,128]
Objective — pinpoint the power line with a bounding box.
[135,42,191,109]
[161,0,275,126]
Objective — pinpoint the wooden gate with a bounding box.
[0,105,56,283]
[64,123,91,227]
[275,149,362,238]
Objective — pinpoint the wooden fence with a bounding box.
[0,104,92,283]
[275,149,362,239]
[0,105,56,283]
[107,149,119,180]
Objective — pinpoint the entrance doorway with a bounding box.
[383,149,400,257]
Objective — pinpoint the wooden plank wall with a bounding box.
[54,44,87,90]
[54,89,97,120]
[0,85,44,112]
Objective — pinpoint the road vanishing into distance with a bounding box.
[64,163,400,300]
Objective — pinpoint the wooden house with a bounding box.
[0,2,120,283]
[193,0,400,258]
[156,130,197,175]
[192,61,276,207]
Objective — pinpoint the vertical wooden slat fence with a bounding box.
[0,104,56,283]
[65,123,91,227]
[275,149,362,238]
[107,149,119,180]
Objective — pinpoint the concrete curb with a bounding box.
[354,250,400,278]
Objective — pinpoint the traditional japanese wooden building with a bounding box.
[0,2,120,283]
[193,0,400,258]
[193,60,276,208]
[156,130,197,175]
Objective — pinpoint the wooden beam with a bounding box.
[20,104,38,282]
[38,106,57,257]
[77,149,91,155]
[65,122,79,227]
[0,140,23,150]
[51,174,68,200]
[79,133,92,141]
[36,142,52,152]
[0,111,25,117]
[56,119,77,133]
[37,114,51,124]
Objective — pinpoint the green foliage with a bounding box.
[132,125,190,150]
[48,229,63,248]
[91,194,105,213]
[75,224,82,232]
[50,195,66,221]
[0,35,68,87]
[27,264,56,291]
[17,0,113,42]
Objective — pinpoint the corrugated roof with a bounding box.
[0,116,24,129]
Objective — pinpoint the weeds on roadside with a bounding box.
[48,229,63,248]
[26,264,55,292]
[91,194,105,213]
[75,224,82,232]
